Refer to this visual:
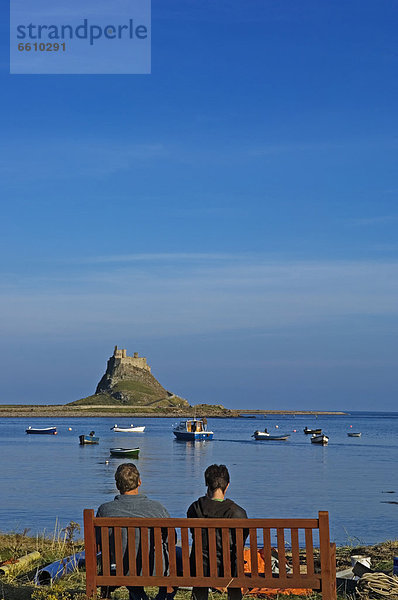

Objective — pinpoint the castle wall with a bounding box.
[114,356,151,372]
[112,347,151,372]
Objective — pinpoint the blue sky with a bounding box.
[1,0,397,409]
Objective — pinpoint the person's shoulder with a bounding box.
[187,497,202,507]
[143,496,170,517]
[97,497,118,516]
[186,496,202,517]
[151,498,169,515]
[226,499,248,518]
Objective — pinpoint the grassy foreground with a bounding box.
[0,525,397,600]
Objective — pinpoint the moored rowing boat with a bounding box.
[79,434,99,445]
[110,447,140,458]
[111,424,145,432]
[252,430,290,441]
[26,426,57,435]
[311,433,329,445]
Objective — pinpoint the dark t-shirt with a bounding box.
[187,496,248,577]
[187,495,247,519]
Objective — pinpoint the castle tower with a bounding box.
[112,346,151,372]
[114,345,124,359]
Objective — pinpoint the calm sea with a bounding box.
[0,412,397,546]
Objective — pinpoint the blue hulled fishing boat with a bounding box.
[173,418,213,441]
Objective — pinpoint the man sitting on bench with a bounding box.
[97,463,176,600]
[187,464,248,600]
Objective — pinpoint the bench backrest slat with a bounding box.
[291,527,300,576]
[180,527,190,576]
[114,527,123,576]
[221,528,231,578]
[101,527,111,576]
[249,528,258,576]
[194,527,203,577]
[208,527,217,578]
[154,527,163,576]
[305,527,315,576]
[262,527,272,578]
[235,528,245,577]
[167,527,177,577]
[127,527,137,576]
[141,527,150,576]
[277,527,287,578]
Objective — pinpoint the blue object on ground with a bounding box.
[34,551,86,585]
[393,557,398,576]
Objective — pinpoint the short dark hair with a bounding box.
[115,463,140,494]
[204,464,230,493]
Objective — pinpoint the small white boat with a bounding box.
[252,430,290,441]
[173,419,213,441]
[311,433,329,445]
[347,432,362,437]
[111,424,145,432]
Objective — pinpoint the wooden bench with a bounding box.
[84,510,336,600]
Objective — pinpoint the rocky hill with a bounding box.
[69,346,191,409]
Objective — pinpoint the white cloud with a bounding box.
[350,215,398,226]
[0,256,397,338]
[0,139,169,180]
[61,252,241,265]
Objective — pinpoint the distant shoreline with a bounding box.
[0,405,347,418]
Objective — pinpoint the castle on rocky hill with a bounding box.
[69,345,230,414]
[112,345,151,372]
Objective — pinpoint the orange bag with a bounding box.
[242,548,312,597]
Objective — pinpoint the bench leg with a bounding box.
[326,543,337,600]
[319,512,337,600]
[192,587,209,600]
[321,543,337,600]
[226,589,242,600]
[192,589,242,600]
[101,586,117,599]
[86,581,97,599]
